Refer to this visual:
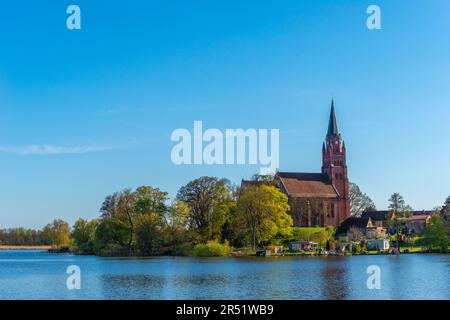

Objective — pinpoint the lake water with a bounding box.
[0,250,449,300]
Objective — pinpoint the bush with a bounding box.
[361,243,369,255]
[193,241,231,257]
[169,242,194,256]
[352,243,362,254]
[423,215,450,253]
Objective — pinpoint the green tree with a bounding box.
[349,182,376,216]
[135,213,165,256]
[177,176,233,241]
[220,202,245,247]
[387,193,412,249]
[440,195,450,229]
[42,219,71,249]
[165,200,190,245]
[100,192,121,219]
[423,215,450,252]
[117,189,137,253]
[99,185,170,254]
[134,186,169,216]
[236,185,292,250]
[94,218,130,255]
[388,192,413,212]
[100,189,136,253]
[72,218,98,254]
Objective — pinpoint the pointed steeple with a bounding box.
[327,99,339,137]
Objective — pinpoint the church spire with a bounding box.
[327,99,339,137]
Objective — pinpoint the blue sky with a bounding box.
[1,0,450,228]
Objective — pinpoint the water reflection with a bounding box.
[174,274,227,286]
[320,263,349,300]
[102,274,166,288]
[100,274,167,299]
[0,251,449,299]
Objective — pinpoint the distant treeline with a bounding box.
[0,219,70,247]
[0,228,51,246]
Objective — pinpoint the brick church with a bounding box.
[276,100,350,227]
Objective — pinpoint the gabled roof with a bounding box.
[277,172,338,199]
[337,216,372,234]
[361,211,390,221]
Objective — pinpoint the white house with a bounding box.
[367,239,390,250]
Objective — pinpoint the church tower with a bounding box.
[322,100,350,223]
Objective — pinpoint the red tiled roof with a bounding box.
[277,172,338,198]
[407,215,430,221]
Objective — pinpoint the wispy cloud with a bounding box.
[0,144,114,155]
[99,104,222,115]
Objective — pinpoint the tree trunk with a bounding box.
[307,202,311,227]
[126,211,134,255]
[252,224,256,251]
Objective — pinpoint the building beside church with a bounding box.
[276,101,350,227]
[361,210,433,236]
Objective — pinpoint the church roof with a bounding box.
[327,100,339,137]
[277,172,339,199]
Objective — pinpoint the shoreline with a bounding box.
[0,245,51,250]
[1,246,447,256]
